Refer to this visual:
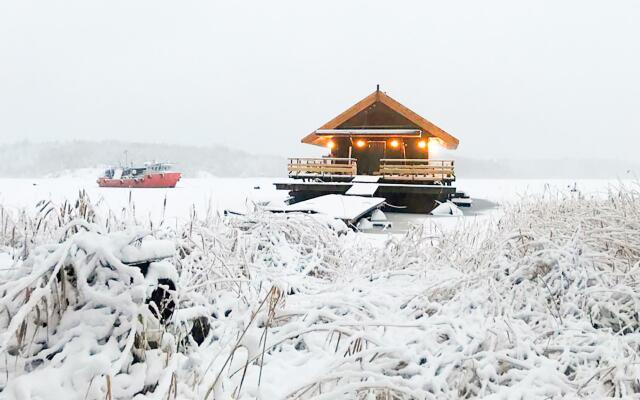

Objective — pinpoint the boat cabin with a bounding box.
[288,86,459,184]
[144,162,175,173]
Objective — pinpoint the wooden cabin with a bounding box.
[277,87,465,213]
[288,86,459,184]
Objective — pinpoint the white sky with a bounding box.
[1,0,639,159]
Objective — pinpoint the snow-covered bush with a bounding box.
[1,184,640,399]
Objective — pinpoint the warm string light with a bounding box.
[327,138,437,151]
[326,140,335,150]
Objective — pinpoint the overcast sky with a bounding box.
[1,0,639,160]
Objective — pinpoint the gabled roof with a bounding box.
[302,89,459,149]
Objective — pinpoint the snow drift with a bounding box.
[1,185,640,398]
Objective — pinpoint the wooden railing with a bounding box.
[287,157,357,177]
[287,157,455,182]
[378,159,455,181]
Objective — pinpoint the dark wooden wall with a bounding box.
[330,138,430,158]
[336,102,420,130]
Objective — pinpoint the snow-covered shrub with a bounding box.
[0,196,349,399]
[392,186,640,398]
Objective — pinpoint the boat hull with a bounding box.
[97,172,181,188]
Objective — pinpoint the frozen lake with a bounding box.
[0,177,630,231]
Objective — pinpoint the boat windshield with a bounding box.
[147,163,173,172]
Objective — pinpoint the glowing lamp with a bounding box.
[418,140,427,149]
[390,140,399,148]
[356,139,366,148]
[326,140,335,150]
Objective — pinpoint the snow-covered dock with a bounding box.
[267,193,385,224]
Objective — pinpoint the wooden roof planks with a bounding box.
[301,87,459,150]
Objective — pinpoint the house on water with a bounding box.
[275,86,466,213]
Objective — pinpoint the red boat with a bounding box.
[97,162,181,188]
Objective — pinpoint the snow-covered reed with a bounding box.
[1,184,640,399]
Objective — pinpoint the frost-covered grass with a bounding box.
[1,184,640,399]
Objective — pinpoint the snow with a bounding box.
[0,177,639,399]
[0,253,11,269]
[370,209,387,222]
[268,194,386,222]
[119,238,175,264]
[455,178,622,203]
[430,201,463,216]
[345,182,379,196]
[352,175,381,183]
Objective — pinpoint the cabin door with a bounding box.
[357,141,385,175]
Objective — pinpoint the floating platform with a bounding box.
[274,180,456,213]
